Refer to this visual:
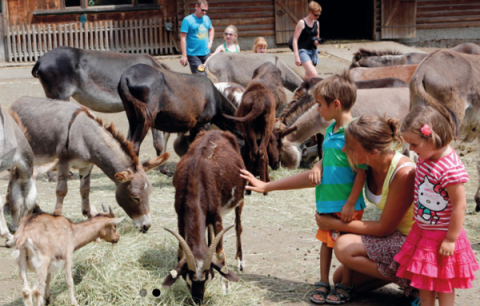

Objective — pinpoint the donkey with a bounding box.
[118,63,243,161]
[0,107,58,246]
[214,82,245,108]
[10,97,169,232]
[163,130,244,304]
[32,46,170,172]
[205,53,303,92]
[280,87,411,169]
[349,64,418,84]
[351,43,480,68]
[409,49,480,211]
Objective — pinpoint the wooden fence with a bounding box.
[6,17,178,63]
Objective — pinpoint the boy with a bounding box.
[309,71,366,304]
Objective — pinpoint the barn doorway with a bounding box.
[315,0,374,40]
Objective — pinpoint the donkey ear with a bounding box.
[114,169,135,183]
[280,126,298,139]
[33,159,59,177]
[142,152,170,172]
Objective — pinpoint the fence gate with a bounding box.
[6,17,178,63]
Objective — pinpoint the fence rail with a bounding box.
[6,17,178,63]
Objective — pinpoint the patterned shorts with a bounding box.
[362,231,417,296]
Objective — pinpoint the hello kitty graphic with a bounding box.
[417,176,449,224]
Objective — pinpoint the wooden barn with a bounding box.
[0,0,478,63]
[0,0,179,63]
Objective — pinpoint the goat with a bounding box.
[162,130,244,304]
[214,82,246,108]
[12,204,124,306]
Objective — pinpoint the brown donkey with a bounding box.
[10,97,169,232]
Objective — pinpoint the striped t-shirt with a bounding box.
[414,148,469,230]
[316,121,366,214]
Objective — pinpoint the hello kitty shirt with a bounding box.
[414,148,469,230]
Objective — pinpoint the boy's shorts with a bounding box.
[316,210,364,248]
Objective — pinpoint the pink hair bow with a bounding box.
[421,124,432,136]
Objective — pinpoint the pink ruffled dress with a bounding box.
[394,149,479,292]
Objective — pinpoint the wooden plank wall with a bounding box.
[417,0,480,29]
[178,0,275,39]
[5,0,174,26]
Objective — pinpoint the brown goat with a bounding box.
[162,130,245,304]
[12,205,124,306]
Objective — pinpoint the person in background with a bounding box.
[179,0,214,75]
[292,1,321,79]
[253,37,267,53]
[202,25,240,69]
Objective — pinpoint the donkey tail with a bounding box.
[409,70,459,136]
[206,67,218,83]
[118,75,155,141]
[222,83,268,123]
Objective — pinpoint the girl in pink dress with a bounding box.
[395,105,479,306]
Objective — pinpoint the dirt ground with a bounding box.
[0,44,479,306]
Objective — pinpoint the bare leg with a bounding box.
[64,256,79,306]
[311,242,333,303]
[53,160,70,216]
[19,250,33,306]
[301,60,318,79]
[333,265,390,293]
[438,290,455,306]
[79,164,94,218]
[419,289,436,306]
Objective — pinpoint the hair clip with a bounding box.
[421,124,432,136]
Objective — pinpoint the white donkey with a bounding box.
[0,106,56,246]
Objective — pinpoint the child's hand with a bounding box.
[295,56,301,67]
[340,204,355,223]
[240,169,268,193]
[439,239,455,257]
[309,161,322,185]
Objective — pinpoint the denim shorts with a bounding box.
[298,48,319,66]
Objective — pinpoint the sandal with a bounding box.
[411,297,421,306]
[309,281,331,305]
[325,283,354,304]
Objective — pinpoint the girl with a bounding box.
[201,25,240,70]
[292,1,321,79]
[394,105,479,306]
[252,37,267,53]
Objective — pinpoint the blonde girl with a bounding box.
[252,37,267,53]
[201,25,240,69]
[395,105,479,306]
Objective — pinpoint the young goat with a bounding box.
[12,205,124,306]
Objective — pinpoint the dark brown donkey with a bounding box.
[162,130,245,304]
[118,64,243,159]
[10,97,169,232]
[224,63,296,194]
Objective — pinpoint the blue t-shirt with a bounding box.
[180,14,212,56]
[315,121,366,214]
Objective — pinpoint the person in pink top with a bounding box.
[395,105,479,306]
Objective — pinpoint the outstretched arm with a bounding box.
[240,168,316,194]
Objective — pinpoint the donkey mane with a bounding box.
[71,106,139,167]
[354,48,403,58]
[288,64,306,81]
[157,61,171,71]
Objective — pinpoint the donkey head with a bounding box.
[7,160,57,232]
[114,152,170,233]
[162,225,239,304]
[267,125,298,170]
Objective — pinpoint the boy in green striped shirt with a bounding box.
[309,71,366,304]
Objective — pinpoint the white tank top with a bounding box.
[366,162,416,204]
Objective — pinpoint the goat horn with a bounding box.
[109,206,114,215]
[164,228,197,273]
[202,224,235,272]
[102,203,108,212]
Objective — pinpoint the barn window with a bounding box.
[63,0,157,9]
[65,0,81,7]
[87,0,131,6]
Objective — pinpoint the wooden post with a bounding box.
[0,14,6,62]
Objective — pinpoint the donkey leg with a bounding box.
[0,194,14,243]
[235,200,245,271]
[153,130,172,176]
[53,160,69,216]
[79,164,94,218]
